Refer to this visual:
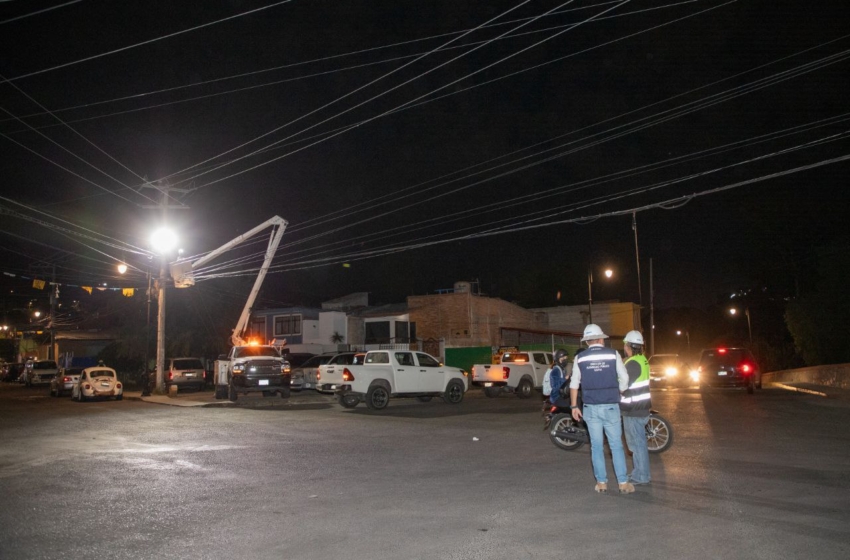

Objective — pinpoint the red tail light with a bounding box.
[63,376,72,382]
[502,366,510,380]
[342,368,354,382]
[718,348,727,354]
[168,370,174,380]
[84,384,91,389]
[116,383,122,389]
[740,363,752,374]
[316,370,321,381]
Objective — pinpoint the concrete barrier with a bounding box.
[763,363,850,390]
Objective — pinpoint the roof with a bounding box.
[53,330,119,341]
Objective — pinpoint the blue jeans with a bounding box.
[583,403,628,485]
[623,414,651,484]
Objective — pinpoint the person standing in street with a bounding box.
[620,330,652,485]
[548,349,570,405]
[570,324,633,494]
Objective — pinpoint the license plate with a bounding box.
[259,379,269,386]
[718,371,727,376]
[484,382,493,387]
[185,373,194,377]
[305,383,313,388]
[100,382,110,387]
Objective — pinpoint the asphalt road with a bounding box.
[1,382,849,560]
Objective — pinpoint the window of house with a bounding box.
[395,321,409,342]
[250,317,266,339]
[274,314,302,336]
[365,321,390,344]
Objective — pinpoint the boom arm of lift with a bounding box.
[170,215,288,347]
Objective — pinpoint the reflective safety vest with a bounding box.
[576,346,621,405]
[621,354,651,414]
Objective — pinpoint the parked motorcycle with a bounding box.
[543,400,673,453]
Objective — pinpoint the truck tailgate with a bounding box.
[472,364,504,383]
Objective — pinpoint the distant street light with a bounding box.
[117,263,128,275]
[729,307,753,346]
[587,267,614,324]
[676,329,690,353]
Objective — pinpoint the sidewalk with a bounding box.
[123,389,339,408]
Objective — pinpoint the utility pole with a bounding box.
[649,258,655,357]
[632,213,642,307]
[49,264,56,362]
[140,180,189,394]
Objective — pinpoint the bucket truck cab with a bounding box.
[215,344,291,402]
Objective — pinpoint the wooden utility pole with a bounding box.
[140,180,189,394]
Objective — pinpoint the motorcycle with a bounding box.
[543,399,673,453]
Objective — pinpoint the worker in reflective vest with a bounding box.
[620,330,652,485]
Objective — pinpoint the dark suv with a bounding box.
[697,348,761,394]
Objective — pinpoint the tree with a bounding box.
[785,247,850,366]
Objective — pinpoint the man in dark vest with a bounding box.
[570,324,633,494]
[620,330,652,485]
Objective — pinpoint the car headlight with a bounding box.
[689,370,700,382]
[665,366,679,377]
[232,364,245,374]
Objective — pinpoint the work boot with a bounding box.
[594,482,608,493]
[619,482,636,494]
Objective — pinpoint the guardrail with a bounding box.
[762,363,850,390]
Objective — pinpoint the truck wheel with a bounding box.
[338,394,359,409]
[443,380,464,404]
[415,396,432,403]
[365,384,390,410]
[483,386,501,398]
[214,385,227,399]
[516,378,533,399]
[228,381,238,402]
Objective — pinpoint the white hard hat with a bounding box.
[624,330,644,345]
[581,323,609,342]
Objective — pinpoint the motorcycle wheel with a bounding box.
[549,413,584,451]
[646,414,673,453]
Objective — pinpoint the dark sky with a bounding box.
[1,0,848,318]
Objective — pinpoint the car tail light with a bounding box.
[740,363,752,375]
[168,370,173,380]
[316,370,321,381]
[63,376,72,382]
[116,383,122,389]
[342,368,354,382]
[502,366,510,380]
[718,348,727,354]
[84,384,91,389]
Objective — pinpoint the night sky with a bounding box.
[2,0,848,322]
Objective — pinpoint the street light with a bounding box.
[151,227,177,394]
[587,267,614,324]
[676,329,690,353]
[729,307,753,346]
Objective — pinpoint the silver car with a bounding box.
[290,354,333,391]
[25,360,59,387]
[49,367,84,397]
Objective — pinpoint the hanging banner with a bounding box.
[33,279,46,290]
[122,288,135,297]
[81,286,92,294]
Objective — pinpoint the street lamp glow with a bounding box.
[150,227,178,253]
[33,311,42,318]
[729,308,738,315]
[117,263,128,274]
[604,269,613,279]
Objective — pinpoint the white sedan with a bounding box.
[72,367,123,402]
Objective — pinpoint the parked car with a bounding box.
[315,352,367,393]
[150,357,206,392]
[72,366,123,401]
[49,367,85,397]
[697,347,761,394]
[25,360,59,387]
[282,352,315,369]
[2,362,24,383]
[648,354,696,388]
[291,354,334,391]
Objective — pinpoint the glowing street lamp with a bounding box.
[676,329,690,353]
[117,263,128,275]
[587,267,614,324]
[729,307,753,346]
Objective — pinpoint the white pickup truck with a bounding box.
[471,350,553,398]
[317,349,468,410]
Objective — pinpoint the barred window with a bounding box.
[274,314,302,336]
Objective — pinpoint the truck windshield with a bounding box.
[234,347,279,358]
